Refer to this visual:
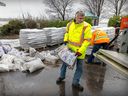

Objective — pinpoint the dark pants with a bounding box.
[60,59,84,85]
[87,43,107,63]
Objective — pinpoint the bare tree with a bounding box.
[0,1,6,6]
[44,0,73,20]
[108,0,128,16]
[83,0,105,25]
[123,5,128,15]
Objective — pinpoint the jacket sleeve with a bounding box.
[90,31,96,46]
[78,24,92,54]
[63,23,69,42]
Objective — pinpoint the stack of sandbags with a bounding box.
[102,27,115,40]
[43,27,66,46]
[60,27,66,42]
[0,39,20,48]
[43,27,56,45]
[19,29,47,49]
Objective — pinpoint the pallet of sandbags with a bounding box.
[20,29,47,49]
[43,27,66,46]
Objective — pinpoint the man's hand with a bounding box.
[75,52,82,56]
[63,41,68,45]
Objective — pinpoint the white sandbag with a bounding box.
[0,54,15,64]
[86,46,93,55]
[0,46,5,57]
[6,64,16,71]
[29,47,37,57]
[23,58,45,73]
[44,52,59,65]
[40,51,48,57]
[35,52,45,60]
[29,47,45,60]
[2,44,12,53]
[58,45,77,66]
[54,44,65,53]
[0,54,17,71]
[49,50,57,56]
[8,48,25,58]
[22,56,36,62]
[13,57,25,70]
[0,39,20,48]
[0,64,10,72]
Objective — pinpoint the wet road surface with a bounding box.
[0,62,128,96]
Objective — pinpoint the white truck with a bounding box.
[94,17,128,79]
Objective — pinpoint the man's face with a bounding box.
[75,15,84,24]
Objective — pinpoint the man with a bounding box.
[56,10,92,91]
[87,28,110,64]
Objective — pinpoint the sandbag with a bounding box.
[22,56,36,62]
[2,44,12,54]
[44,53,59,65]
[35,52,45,61]
[0,64,10,72]
[54,44,65,53]
[29,47,37,57]
[8,48,25,58]
[29,47,45,60]
[0,54,15,64]
[13,57,25,70]
[0,46,5,57]
[23,58,45,73]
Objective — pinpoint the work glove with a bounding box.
[75,52,82,56]
[63,41,68,45]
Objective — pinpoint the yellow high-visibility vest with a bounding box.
[64,20,92,59]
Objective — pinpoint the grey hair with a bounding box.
[75,10,85,17]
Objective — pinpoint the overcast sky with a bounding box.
[0,0,47,18]
[0,0,84,19]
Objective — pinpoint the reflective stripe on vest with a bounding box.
[68,26,87,47]
[65,21,72,33]
[94,31,108,42]
[84,38,91,42]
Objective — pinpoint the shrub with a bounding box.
[38,20,69,28]
[9,19,25,34]
[38,18,92,28]
[0,19,25,35]
[0,17,93,36]
[37,20,49,28]
[0,24,11,35]
[47,20,69,27]
[108,16,121,27]
[24,19,37,28]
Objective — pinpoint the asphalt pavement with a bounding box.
[0,61,128,96]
